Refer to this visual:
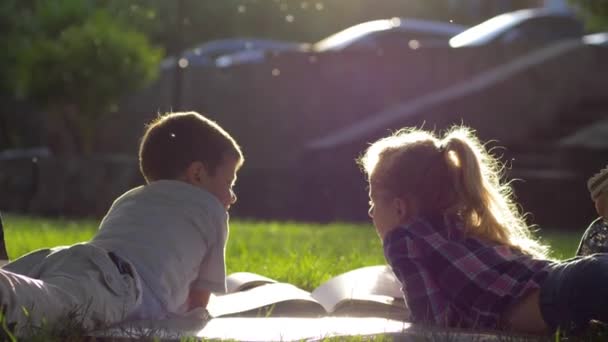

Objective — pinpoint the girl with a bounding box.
[358,126,608,335]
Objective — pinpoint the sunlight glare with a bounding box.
[583,32,608,45]
[178,58,189,68]
[314,19,393,51]
[450,9,536,47]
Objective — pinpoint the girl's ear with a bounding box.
[393,197,409,222]
[393,195,417,222]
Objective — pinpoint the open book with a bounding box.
[206,265,409,321]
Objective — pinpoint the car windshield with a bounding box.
[450,9,542,47]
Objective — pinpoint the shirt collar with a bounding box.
[142,180,226,216]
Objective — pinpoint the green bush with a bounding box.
[569,0,608,31]
[6,0,163,155]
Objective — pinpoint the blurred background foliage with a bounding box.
[569,0,608,31]
[0,0,162,155]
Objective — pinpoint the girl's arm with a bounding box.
[385,219,498,299]
[383,226,453,325]
[385,219,537,328]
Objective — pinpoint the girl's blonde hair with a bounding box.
[358,126,548,258]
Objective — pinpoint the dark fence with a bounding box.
[0,156,142,217]
[2,41,607,229]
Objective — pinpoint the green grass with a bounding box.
[2,215,387,291]
[3,215,98,259]
[540,230,580,260]
[2,214,581,292]
[0,214,588,342]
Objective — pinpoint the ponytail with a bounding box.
[360,125,549,259]
[442,127,548,258]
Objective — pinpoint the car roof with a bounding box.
[450,8,579,47]
[583,32,608,46]
[314,18,466,52]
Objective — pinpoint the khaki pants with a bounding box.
[0,244,138,333]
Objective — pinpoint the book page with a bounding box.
[311,265,403,313]
[331,295,408,321]
[225,272,278,292]
[207,282,326,318]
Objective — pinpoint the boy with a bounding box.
[576,165,608,256]
[0,111,243,332]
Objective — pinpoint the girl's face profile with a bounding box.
[368,180,402,239]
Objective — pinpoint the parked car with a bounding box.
[214,18,465,68]
[161,38,306,69]
[583,32,608,46]
[449,8,584,48]
[214,40,310,68]
[313,17,467,52]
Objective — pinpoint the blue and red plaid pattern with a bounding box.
[383,215,554,329]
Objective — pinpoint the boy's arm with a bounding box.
[188,289,211,309]
[189,211,228,310]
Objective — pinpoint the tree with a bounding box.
[569,0,608,31]
[7,0,162,155]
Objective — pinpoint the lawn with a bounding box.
[0,214,595,341]
[2,214,582,291]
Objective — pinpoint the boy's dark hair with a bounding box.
[139,111,243,183]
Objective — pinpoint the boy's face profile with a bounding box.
[185,155,241,210]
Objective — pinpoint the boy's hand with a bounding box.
[188,289,211,310]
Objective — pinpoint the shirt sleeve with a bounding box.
[428,237,510,320]
[191,211,229,293]
[383,226,453,325]
[384,219,510,328]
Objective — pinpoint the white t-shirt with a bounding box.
[90,180,228,319]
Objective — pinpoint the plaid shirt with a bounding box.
[383,215,554,329]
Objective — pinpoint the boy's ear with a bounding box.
[183,161,207,186]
